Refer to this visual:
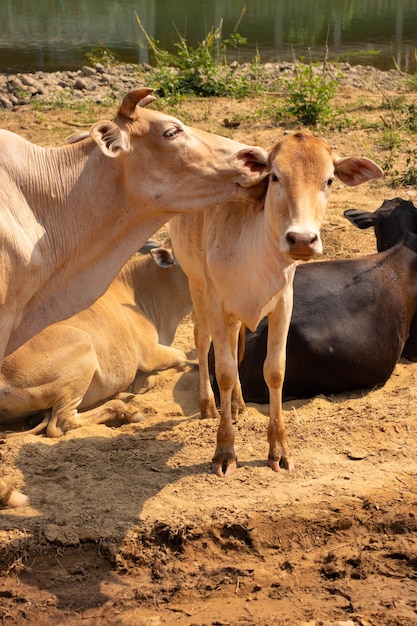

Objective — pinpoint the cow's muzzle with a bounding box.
[286,231,322,260]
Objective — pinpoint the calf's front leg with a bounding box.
[211,314,242,477]
[263,293,294,472]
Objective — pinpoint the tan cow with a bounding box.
[170,130,383,477]
[0,241,191,439]
[0,87,269,506]
[0,87,268,364]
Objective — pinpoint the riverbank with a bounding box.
[0,61,410,109]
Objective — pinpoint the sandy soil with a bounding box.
[1,80,417,626]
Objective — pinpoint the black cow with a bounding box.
[209,197,417,402]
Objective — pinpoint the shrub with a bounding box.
[280,60,339,127]
[135,12,263,101]
[85,46,118,67]
[391,151,417,186]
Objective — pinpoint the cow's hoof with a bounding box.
[212,457,237,477]
[269,456,295,472]
[4,490,29,509]
[126,411,146,424]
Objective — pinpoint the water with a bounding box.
[0,0,416,75]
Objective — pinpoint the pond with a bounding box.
[0,0,416,74]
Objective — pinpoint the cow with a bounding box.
[0,87,269,365]
[170,129,383,476]
[0,241,192,439]
[0,241,192,508]
[214,197,417,403]
[0,86,270,506]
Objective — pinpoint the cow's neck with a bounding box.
[24,141,171,269]
[217,208,298,331]
[4,141,172,355]
[121,257,183,346]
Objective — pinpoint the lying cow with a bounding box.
[170,130,382,476]
[0,241,191,439]
[0,87,270,506]
[214,197,417,402]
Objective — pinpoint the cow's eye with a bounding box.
[327,178,334,187]
[164,126,182,139]
[270,173,279,182]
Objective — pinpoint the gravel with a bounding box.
[0,61,410,109]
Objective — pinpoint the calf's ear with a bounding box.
[344,208,374,230]
[90,121,131,158]
[334,156,383,187]
[230,147,269,186]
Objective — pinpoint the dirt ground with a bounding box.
[1,78,417,626]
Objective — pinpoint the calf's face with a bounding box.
[264,130,383,262]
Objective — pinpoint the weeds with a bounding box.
[85,46,118,67]
[279,55,340,127]
[379,127,403,152]
[376,85,417,180]
[391,151,417,187]
[405,51,417,91]
[405,102,417,131]
[135,11,263,102]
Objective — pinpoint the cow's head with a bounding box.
[257,130,383,262]
[344,197,417,251]
[88,88,269,212]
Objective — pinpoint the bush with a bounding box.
[281,61,339,127]
[85,46,118,68]
[391,151,417,186]
[135,13,262,101]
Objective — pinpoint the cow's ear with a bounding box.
[344,208,374,230]
[150,247,175,268]
[334,156,383,187]
[90,121,131,157]
[231,147,269,186]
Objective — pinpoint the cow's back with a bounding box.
[236,249,413,402]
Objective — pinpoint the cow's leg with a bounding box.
[0,326,99,437]
[230,322,248,420]
[0,479,28,508]
[229,321,246,421]
[231,378,246,422]
[134,344,188,372]
[47,393,144,437]
[43,345,140,437]
[190,285,219,420]
[263,292,294,472]
[211,314,241,477]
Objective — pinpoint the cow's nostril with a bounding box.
[286,232,318,248]
[286,232,297,246]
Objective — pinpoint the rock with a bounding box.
[81,65,96,76]
[0,62,408,110]
[73,77,92,91]
[0,96,13,108]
